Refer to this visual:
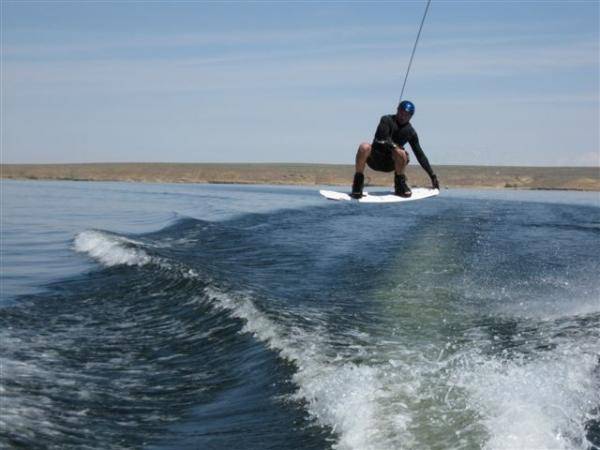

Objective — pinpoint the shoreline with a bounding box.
[2,163,599,191]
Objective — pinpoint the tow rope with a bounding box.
[399,0,432,102]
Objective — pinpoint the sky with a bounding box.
[2,0,599,167]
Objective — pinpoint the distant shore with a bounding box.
[2,163,599,191]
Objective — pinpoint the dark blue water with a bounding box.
[2,180,599,450]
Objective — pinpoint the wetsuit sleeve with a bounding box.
[409,132,435,178]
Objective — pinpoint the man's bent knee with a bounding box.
[358,142,371,153]
[356,143,372,159]
[392,148,409,164]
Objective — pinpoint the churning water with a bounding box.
[1,180,599,450]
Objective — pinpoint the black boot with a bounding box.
[394,174,412,198]
[351,172,364,199]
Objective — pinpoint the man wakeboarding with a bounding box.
[351,100,439,198]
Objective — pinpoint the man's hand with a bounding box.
[431,174,440,190]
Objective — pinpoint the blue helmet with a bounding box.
[398,100,415,115]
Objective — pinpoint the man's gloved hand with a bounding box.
[375,139,400,153]
[431,174,440,190]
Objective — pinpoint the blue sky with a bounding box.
[3,1,599,166]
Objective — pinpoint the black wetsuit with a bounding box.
[367,114,434,176]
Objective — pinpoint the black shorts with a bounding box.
[367,146,395,172]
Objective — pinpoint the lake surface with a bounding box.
[2,180,599,450]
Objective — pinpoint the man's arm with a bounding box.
[409,133,439,189]
[373,116,395,148]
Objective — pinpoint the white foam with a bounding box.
[454,339,599,450]
[202,287,415,450]
[74,230,151,267]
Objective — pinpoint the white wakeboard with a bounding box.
[319,188,439,203]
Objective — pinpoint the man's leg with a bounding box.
[351,143,371,198]
[392,148,412,197]
[355,142,372,173]
[391,147,409,174]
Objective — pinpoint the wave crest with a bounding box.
[74,230,151,267]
